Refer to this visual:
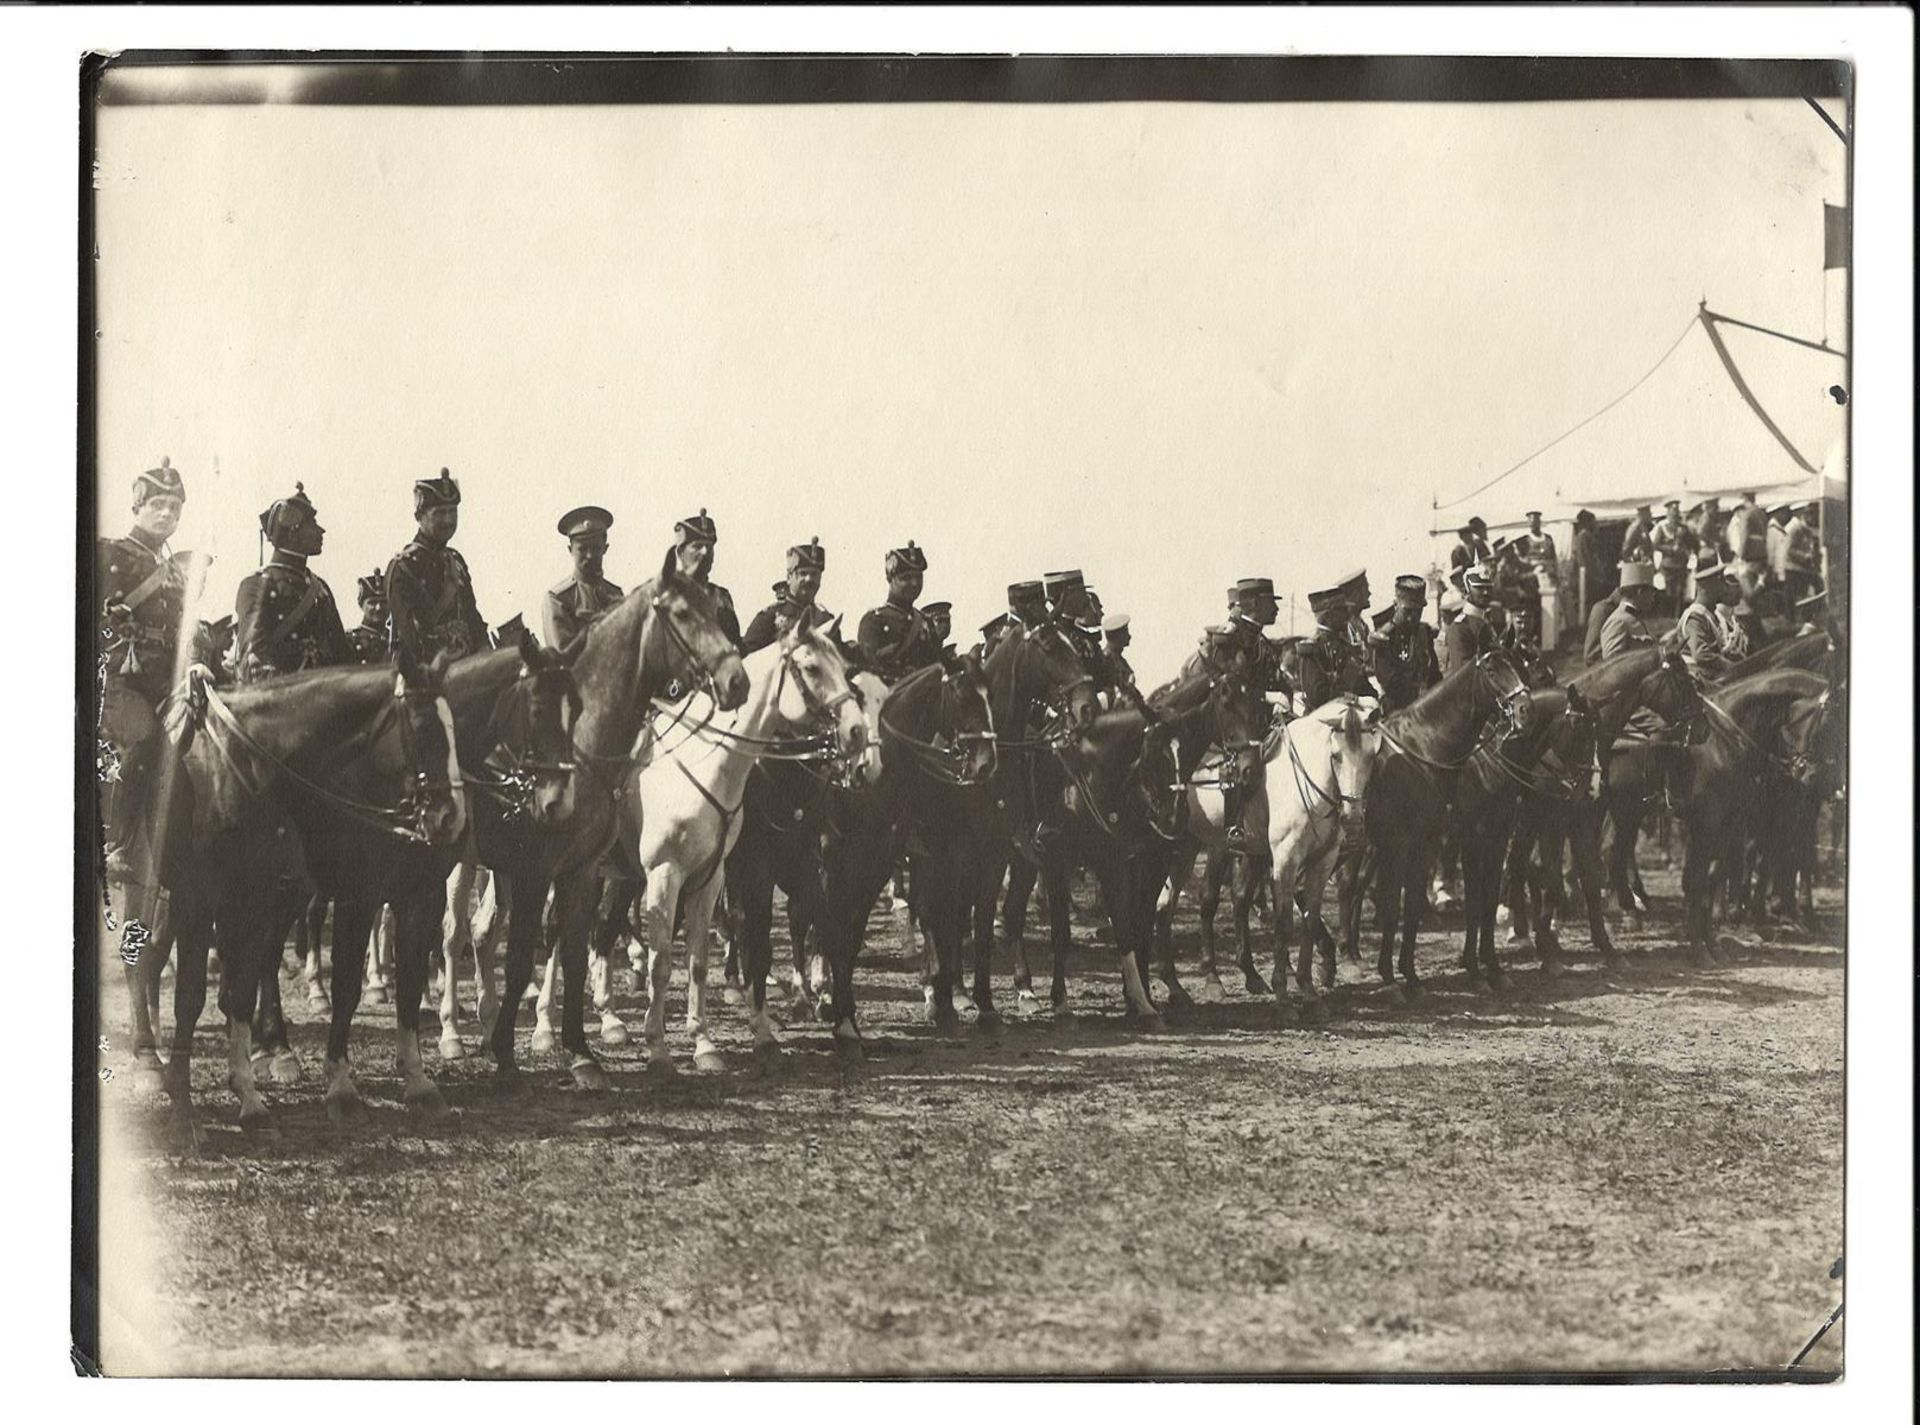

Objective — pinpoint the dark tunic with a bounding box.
[385,535,488,664]
[348,620,390,666]
[857,600,942,682]
[741,597,835,656]
[1296,630,1374,712]
[1443,609,1498,672]
[233,559,353,683]
[97,530,190,705]
[1371,618,1441,712]
[702,580,743,649]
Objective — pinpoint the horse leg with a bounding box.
[214,901,273,1134]
[472,869,504,1039]
[391,886,449,1118]
[321,898,376,1124]
[1268,852,1297,1024]
[1196,849,1227,990]
[487,873,550,1092]
[532,946,561,1055]
[1153,842,1195,993]
[1235,854,1267,997]
[163,903,213,1148]
[436,864,471,1062]
[680,871,729,1074]
[1398,844,1426,996]
[363,901,393,1005]
[550,869,608,1088]
[1003,855,1039,1015]
[251,889,304,1085]
[300,892,331,1011]
[1569,808,1620,969]
[1087,858,1160,1030]
[1044,856,1076,1011]
[641,864,686,1074]
[590,873,632,1044]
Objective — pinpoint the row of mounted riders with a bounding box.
[107,548,1844,1138]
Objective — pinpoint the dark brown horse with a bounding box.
[137,643,466,1134]
[1359,650,1537,996]
[479,555,749,1092]
[1504,650,1705,972]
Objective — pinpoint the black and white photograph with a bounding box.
[48,16,1911,1394]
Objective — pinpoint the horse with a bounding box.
[1503,649,1705,972]
[476,556,750,1093]
[1263,694,1386,1020]
[876,623,1101,1031]
[1011,654,1268,1014]
[132,643,467,1136]
[720,662,890,1039]
[1357,650,1537,997]
[614,620,870,1072]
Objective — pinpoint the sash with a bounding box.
[119,555,179,614]
[254,576,324,658]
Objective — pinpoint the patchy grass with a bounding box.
[97,868,1844,1378]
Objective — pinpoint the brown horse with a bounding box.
[136,643,466,1135]
[1359,651,1537,996]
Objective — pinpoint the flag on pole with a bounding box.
[1823,204,1849,271]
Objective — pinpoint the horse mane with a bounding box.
[215,659,398,713]
[1568,645,1664,699]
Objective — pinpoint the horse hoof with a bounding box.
[1015,990,1041,1018]
[530,1025,556,1056]
[1539,957,1565,980]
[1162,981,1194,1012]
[693,1049,727,1075]
[492,1064,530,1098]
[952,990,978,1016]
[1134,1012,1166,1035]
[1202,974,1225,997]
[405,1086,451,1120]
[363,984,388,1006]
[1399,980,1424,1003]
[723,985,745,1007]
[570,1057,612,1092]
[647,1053,678,1079]
[438,1033,466,1062]
[599,1018,630,1048]
[933,1006,961,1036]
[1243,974,1270,998]
[1505,934,1533,951]
[267,1050,303,1086]
[168,1108,204,1156]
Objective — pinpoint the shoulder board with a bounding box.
[602,579,626,600]
[548,575,577,597]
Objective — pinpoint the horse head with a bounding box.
[1644,651,1711,745]
[1474,649,1537,736]
[392,643,467,847]
[946,647,999,784]
[514,625,583,825]
[1009,623,1101,737]
[1326,695,1386,836]
[845,669,890,788]
[777,620,868,766]
[650,549,751,710]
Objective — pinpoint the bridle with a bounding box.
[1278,698,1372,836]
[462,663,581,821]
[190,668,464,844]
[1378,652,1531,772]
[878,663,999,787]
[998,624,1098,749]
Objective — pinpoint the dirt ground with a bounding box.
[93,862,1845,1379]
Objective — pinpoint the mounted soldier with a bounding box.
[1598,562,1659,660]
[742,537,833,654]
[1443,563,1500,671]
[1369,574,1441,713]
[979,579,1048,656]
[385,468,489,665]
[1297,581,1377,713]
[672,508,741,649]
[922,601,958,666]
[233,483,353,683]
[544,505,624,651]
[1102,612,1138,704]
[857,540,942,681]
[98,457,204,884]
[1676,557,1736,680]
[1188,576,1285,851]
[348,570,392,665]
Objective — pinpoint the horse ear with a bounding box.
[429,648,453,687]
[824,613,845,645]
[517,625,542,666]
[395,639,421,684]
[557,626,589,667]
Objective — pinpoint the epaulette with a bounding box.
[548,575,578,597]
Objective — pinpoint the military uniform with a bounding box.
[742,538,832,655]
[1296,626,1375,711]
[981,581,1046,657]
[1649,507,1698,613]
[541,505,625,650]
[1675,568,1733,678]
[668,509,741,649]
[1598,598,1657,660]
[347,569,391,665]
[1370,578,1441,712]
[234,560,353,681]
[97,458,197,883]
[386,469,489,664]
[1443,596,1498,671]
[858,541,941,681]
[1619,511,1656,564]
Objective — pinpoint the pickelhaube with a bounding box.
[676,508,719,546]
[133,456,186,509]
[259,482,318,544]
[885,541,928,577]
[414,467,462,514]
[356,569,388,605]
[557,505,614,539]
[787,537,826,574]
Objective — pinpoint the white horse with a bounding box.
[617,622,870,1072]
[435,861,503,1058]
[1264,695,1385,1021]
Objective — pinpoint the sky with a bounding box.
[93,93,1845,679]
